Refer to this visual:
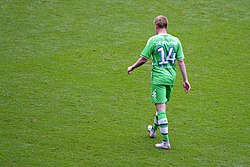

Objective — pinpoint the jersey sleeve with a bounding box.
[140,37,155,59]
[176,39,185,60]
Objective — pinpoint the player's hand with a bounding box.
[183,81,191,93]
[127,66,133,74]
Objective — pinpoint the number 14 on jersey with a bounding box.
[157,47,176,65]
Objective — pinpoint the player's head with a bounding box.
[154,15,168,34]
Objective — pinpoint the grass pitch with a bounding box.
[0,0,249,166]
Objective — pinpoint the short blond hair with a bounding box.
[154,15,168,29]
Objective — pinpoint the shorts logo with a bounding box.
[152,89,157,99]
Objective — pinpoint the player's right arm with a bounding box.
[176,38,190,92]
[178,59,191,92]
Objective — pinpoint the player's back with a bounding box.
[150,34,184,85]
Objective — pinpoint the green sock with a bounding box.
[152,112,159,131]
[158,112,169,141]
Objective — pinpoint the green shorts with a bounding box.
[151,84,174,104]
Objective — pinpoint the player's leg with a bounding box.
[151,85,173,150]
[148,84,165,138]
[148,111,158,138]
[155,103,170,149]
[152,111,159,131]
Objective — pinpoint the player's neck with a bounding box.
[156,28,167,35]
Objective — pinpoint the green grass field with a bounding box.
[0,0,249,166]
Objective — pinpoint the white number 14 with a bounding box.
[157,47,176,65]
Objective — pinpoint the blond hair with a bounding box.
[154,15,168,29]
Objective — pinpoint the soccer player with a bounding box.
[127,15,191,150]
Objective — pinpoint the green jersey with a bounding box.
[141,33,184,85]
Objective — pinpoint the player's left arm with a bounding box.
[128,57,147,74]
[128,36,154,74]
